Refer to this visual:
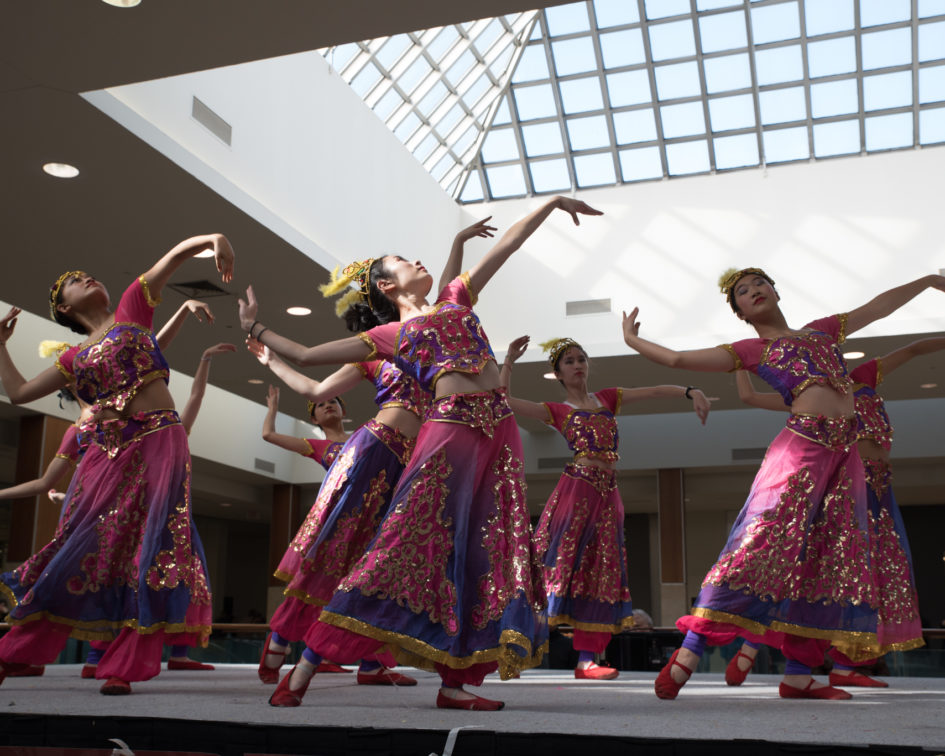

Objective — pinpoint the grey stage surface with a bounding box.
[1,665,943,751]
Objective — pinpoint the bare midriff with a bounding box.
[790,383,854,419]
[375,406,423,438]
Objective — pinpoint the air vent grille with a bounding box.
[731,447,767,461]
[254,458,275,474]
[566,298,611,316]
[538,456,573,469]
[168,280,229,299]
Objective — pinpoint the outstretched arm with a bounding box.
[238,285,372,366]
[466,196,603,295]
[438,217,497,293]
[876,335,945,376]
[179,343,237,433]
[846,275,945,336]
[247,338,364,402]
[620,385,712,425]
[156,300,214,351]
[0,307,69,403]
[261,385,314,455]
[734,370,788,412]
[0,457,71,500]
[141,234,235,302]
[622,307,735,372]
[499,335,549,421]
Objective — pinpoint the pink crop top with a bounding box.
[56,277,169,413]
[849,359,892,451]
[543,388,622,464]
[356,360,431,419]
[360,273,496,393]
[301,438,344,470]
[720,314,851,406]
[54,424,82,465]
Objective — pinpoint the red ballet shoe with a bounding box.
[167,659,215,671]
[81,664,97,679]
[435,689,504,711]
[654,648,694,700]
[100,677,132,696]
[829,670,888,688]
[574,662,619,680]
[0,661,30,686]
[258,632,287,684]
[779,679,852,700]
[268,664,314,707]
[315,661,351,674]
[357,667,417,686]
[725,650,756,686]
[6,664,45,677]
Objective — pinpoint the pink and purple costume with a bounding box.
[534,389,633,654]
[679,314,880,665]
[0,278,212,682]
[307,274,547,684]
[828,359,923,666]
[268,360,428,642]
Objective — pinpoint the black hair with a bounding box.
[50,282,89,335]
[342,258,400,333]
[57,388,78,408]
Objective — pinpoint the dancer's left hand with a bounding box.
[0,306,21,345]
[238,286,258,331]
[689,389,711,425]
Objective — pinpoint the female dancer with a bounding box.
[500,335,710,680]
[262,385,348,467]
[0,233,234,695]
[239,196,601,709]
[621,268,944,700]
[725,337,943,688]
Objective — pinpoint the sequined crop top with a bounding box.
[849,358,893,451]
[356,360,431,419]
[360,273,496,394]
[56,277,169,413]
[543,388,622,464]
[301,438,345,470]
[54,424,82,465]
[720,314,851,406]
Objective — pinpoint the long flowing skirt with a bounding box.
[678,413,881,664]
[307,388,548,683]
[269,419,413,641]
[533,464,633,643]
[0,411,212,672]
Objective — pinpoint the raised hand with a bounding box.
[246,337,272,366]
[0,306,20,345]
[202,342,237,359]
[622,308,641,345]
[213,235,235,284]
[506,335,530,364]
[267,383,280,411]
[185,300,214,324]
[556,196,604,225]
[238,286,258,332]
[457,217,497,242]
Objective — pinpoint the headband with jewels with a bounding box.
[318,258,377,317]
[718,267,776,300]
[307,396,345,419]
[539,337,585,368]
[48,271,88,320]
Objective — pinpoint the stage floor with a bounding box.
[1,664,943,753]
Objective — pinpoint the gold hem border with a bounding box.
[549,615,635,634]
[1,607,210,646]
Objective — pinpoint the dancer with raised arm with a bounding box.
[724,337,942,689]
[621,268,944,701]
[239,197,602,709]
[500,335,710,680]
[0,234,234,695]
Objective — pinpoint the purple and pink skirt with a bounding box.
[678,413,881,666]
[269,419,413,641]
[307,388,548,684]
[0,410,211,678]
[533,463,633,653]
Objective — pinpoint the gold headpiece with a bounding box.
[718,267,775,299]
[38,340,71,358]
[49,270,87,320]
[539,337,584,368]
[318,258,377,317]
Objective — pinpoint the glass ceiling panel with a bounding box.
[321,0,945,202]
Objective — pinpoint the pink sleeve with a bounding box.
[363,322,400,361]
[300,438,332,464]
[804,314,848,344]
[541,401,569,432]
[55,346,79,381]
[595,388,621,414]
[849,359,879,389]
[719,338,763,373]
[356,360,382,379]
[113,277,157,330]
[55,425,80,463]
[437,273,475,308]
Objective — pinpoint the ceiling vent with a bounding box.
[566,298,611,316]
[167,280,229,299]
[192,96,232,146]
[254,458,275,474]
[731,447,767,462]
[538,456,573,469]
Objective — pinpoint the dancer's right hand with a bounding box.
[247,337,272,366]
[238,286,258,332]
[0,306,21,345]
[505,335,530,364]
[184,300,214,324]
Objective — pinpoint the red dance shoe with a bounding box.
[435,689,504,711]
[7,665,45,677]
[268,665,313,707]
[779,679,852,700]
[0,661,30,686]
[574,663,619,680]
[258,632,287,684]
[81,665,97,679]
[100,677,132,696]
[357,667,417,686]
[654,648,694,700]
[829,670,888,688]
[724,650,756,687]
[315,661,351,673]
[167,659,215,671]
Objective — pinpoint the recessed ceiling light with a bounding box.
[286,306,311,316]
[101,0,141,7]
[42,162,79,178]
[920,383,938,389]
[219,502,232,508]
[194,249,215,258]
[843,351,865,360]
[543,372,557,380]
[248,378,264,385]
